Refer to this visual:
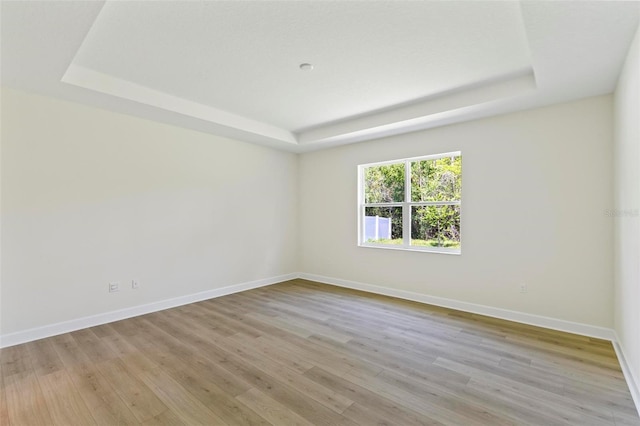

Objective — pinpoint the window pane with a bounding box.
[364,207,402,244]
[411,156,461,202]
[364,163,405,203]
[411,205,460,249]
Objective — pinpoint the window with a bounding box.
[358,151,461,254]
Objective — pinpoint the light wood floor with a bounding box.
[1,279,638,425]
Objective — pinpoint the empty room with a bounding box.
[1,1,639,425]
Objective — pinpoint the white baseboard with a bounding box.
[0,273,297,348]
[1,272,615,348]
[613,334,640,417]
[297,273,616,341]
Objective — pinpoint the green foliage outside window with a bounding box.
[364,162,405,240]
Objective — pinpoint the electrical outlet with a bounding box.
[132,279,139,289]
[519,283,528,293]
[109,282,120,293]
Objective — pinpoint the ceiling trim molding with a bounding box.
[61,63,298,145]
[61,63,537,150]
[297,68,537,146]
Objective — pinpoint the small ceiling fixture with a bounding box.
[299,63,314,71]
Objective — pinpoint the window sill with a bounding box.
[358,243,461,255]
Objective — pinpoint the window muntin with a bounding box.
[359,152,461,254]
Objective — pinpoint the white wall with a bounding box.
[0,88,298,336]
[614,24,640,401]
[299,96,614,328]
[0,86,3,338]
[0,80,625,353]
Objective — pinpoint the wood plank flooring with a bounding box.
[1,279,638,425]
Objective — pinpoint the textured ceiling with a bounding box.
[2,1,639,152]
[71,1,532,131]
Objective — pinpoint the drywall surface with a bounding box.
[299,95,614,328]
[0,88,298,335]
[614,24,640,400]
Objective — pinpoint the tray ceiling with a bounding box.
[2,1,639,152]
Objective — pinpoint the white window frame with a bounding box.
[357,151,461,255]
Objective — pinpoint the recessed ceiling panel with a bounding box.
[70,1,532,132]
